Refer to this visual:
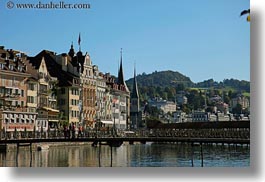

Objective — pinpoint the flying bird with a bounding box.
[240,9,250,16]
[240,9,250,22]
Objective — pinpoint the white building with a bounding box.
[173,111,187,123]
[149,98,176,114]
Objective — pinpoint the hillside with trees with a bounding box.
[126,70,194,88]
[126,70,250,115]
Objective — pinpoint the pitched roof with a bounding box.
[30,50,80,87]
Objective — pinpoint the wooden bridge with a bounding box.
[0,121,250,148]
[0,136,250,145]
[0,121,250,167]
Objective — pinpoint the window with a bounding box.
[9,64,14,70]
[30,108,35,112]
[29,83,35,91]
[61,88,65,94]
[27,96,35,103]
[21,90,24,97]
[18,66,23,72]
[71,88,79,95]
[0,63,5,69]
[60,99,65,105]
[40,98,47,106]
[0,88,4,94]
[40,84,47,92]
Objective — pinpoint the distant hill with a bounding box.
[125,70,250,104]
[195,78,250,92]
[126,70,194,88]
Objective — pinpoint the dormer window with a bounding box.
[0,63,5,69]
[9,64,14,70]
[18,66,23,72]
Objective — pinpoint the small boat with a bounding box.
[37,144,49,151]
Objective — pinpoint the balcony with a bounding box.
[37,114,48,119]
[39,103,48,108]
[48,115,59,121]
[1,93,21,101]
[39,89,48,95]
[48,96,57,102]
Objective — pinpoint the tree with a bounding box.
[144,105,161,118]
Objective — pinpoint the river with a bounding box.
[0,142,250,167]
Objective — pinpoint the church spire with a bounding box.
[76,33,83,57]
[68,41,75,58]
[78,33,81,52]
[118,48,125,85]
[132,64,139,99]
[117,48,129,92]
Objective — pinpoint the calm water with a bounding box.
[0,143,250,167]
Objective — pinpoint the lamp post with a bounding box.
[78,80,84,131]
[112,101,116,137]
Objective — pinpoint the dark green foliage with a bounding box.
[126,70,250,114]
[195,78,250,93]
[126,70,194,88]
[144,105,162,118]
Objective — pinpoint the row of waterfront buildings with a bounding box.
[0,42,250,133]
[0,43,141,132]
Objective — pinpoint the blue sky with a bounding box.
[0,0,250,83]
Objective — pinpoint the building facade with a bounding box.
[1,43,132,132]
[148,98,176,114]
[230,94,250,111]
[0,47,37,132]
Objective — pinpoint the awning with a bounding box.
[49,120,59,122]
[100,120,113,124]
[123,131,135,134]
[42,107,59,112]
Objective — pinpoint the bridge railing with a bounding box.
[0,127,250,140]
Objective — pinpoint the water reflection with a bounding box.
[0,143,250,167]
